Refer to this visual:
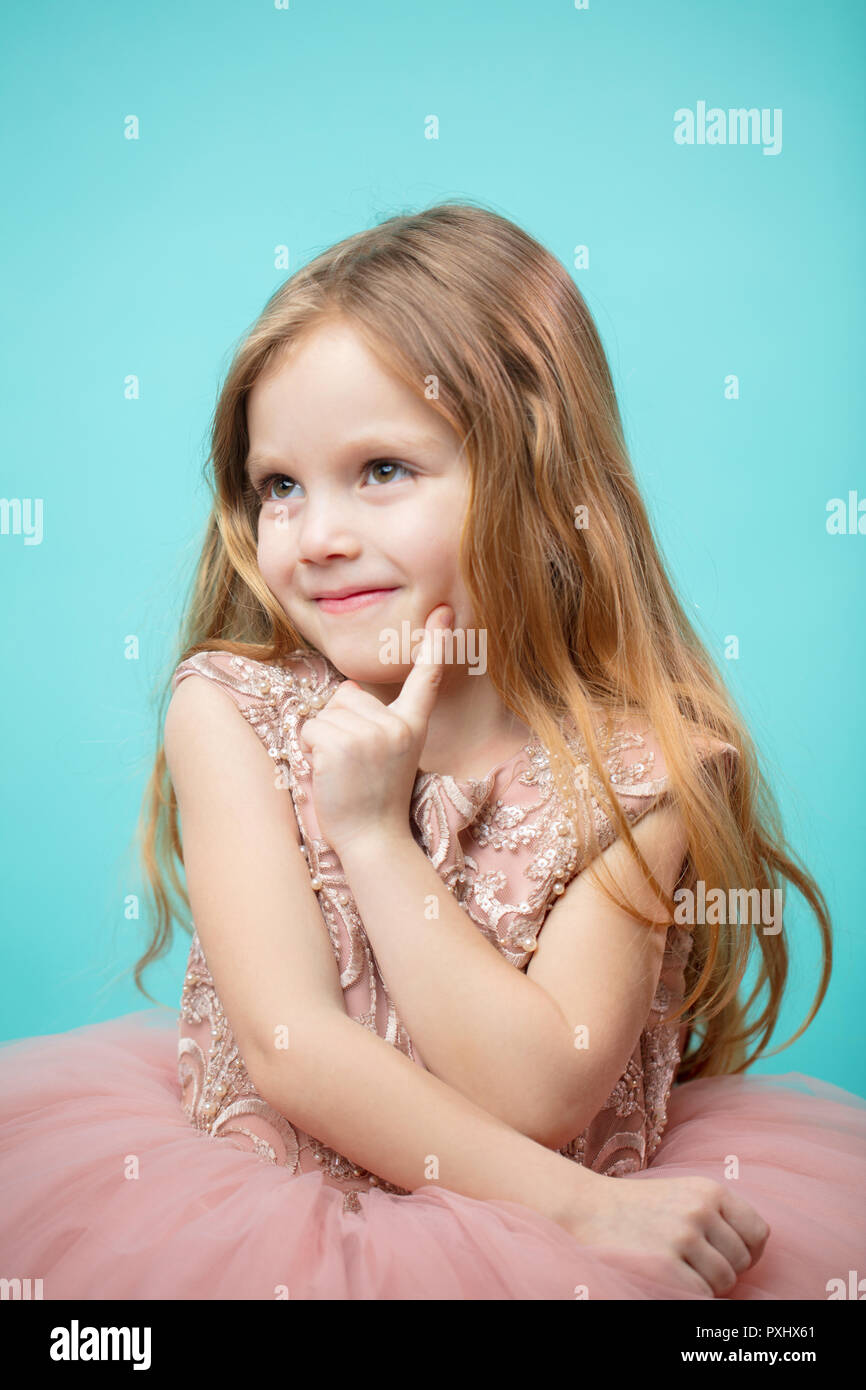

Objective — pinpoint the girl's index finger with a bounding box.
[388,605,453,732]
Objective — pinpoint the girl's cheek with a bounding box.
[256,529,284,577]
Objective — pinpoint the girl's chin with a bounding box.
[291,617,432,682]
[329,659,413,687]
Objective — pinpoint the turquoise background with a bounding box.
[1,1,863,1095]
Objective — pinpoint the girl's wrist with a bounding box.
[334,820,415,867]
[506,1145,606,1232]
[534,1154,611,1234]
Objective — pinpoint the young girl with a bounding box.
[1,202,864,1301]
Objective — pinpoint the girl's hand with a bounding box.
[298,604,453,857]
[554,1168,771,1298]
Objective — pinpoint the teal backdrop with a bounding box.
[1,0,863,1095]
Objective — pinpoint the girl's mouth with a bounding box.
[314,588,400,614]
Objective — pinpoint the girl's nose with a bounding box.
[293,493,362,565]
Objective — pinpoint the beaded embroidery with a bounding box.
[170,648,707,1216]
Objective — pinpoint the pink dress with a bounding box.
[0,648,864,1300]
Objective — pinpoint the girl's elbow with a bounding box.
[246,1009,343,1112]
[539,1063,614,1151]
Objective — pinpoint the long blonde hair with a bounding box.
[134,199,831,1083]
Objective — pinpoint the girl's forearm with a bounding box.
[253,1009,596,1227]
[337,828,574,1142]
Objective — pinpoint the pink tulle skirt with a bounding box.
[0,1009,864,1300]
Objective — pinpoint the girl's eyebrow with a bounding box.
[244,429,444,478]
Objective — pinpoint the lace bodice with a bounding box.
[171,648,736,1215]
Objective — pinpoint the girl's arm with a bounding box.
[338,829,582,1145]
[338,808,685,1149]
[257,1002,596,1220]
[163,675,593,1226]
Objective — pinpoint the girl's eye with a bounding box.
[366,460,411,485]
[254,459,412,503]
[258,475,298,502]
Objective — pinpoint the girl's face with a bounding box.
[245,318,475,687]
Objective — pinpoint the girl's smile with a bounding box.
[314,586,401,614]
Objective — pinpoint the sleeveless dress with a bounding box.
[0,647,863,1301]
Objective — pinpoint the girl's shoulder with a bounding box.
[591,710,740,825]
[170,648,342,714]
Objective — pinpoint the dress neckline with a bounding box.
[416,736,544,793]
